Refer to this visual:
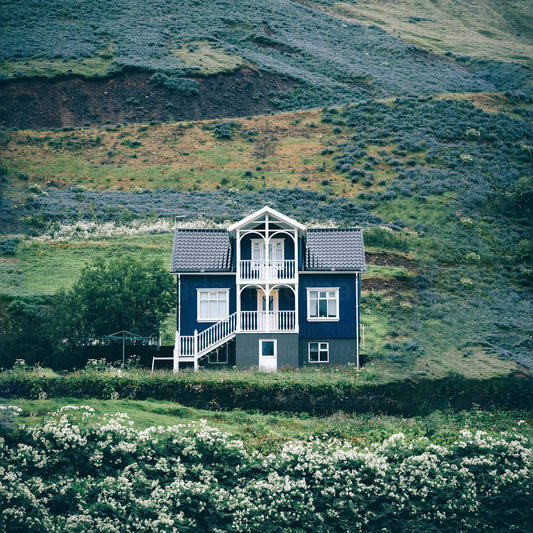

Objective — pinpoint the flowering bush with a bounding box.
[0,409,530,532]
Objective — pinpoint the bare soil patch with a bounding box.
[0,68,295,129]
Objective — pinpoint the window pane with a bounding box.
[200,301,208,318]
[319,299,328,317]
[309,343,318,362]
[327,299,336,317]
[200,292,208,301]
[319,291,327,299]
[261,341,275,356]
[218,301,227,318]
[209,300,217,317]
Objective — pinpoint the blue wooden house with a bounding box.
[167,206,365,371]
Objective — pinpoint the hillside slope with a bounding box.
[1,95,531,374]
[0,0,530,128]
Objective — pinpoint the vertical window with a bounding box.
[309,342,329,363]
[307,288,339,320]
[208,345,229,364]
[260,339,276,357]
[197,289,229,322]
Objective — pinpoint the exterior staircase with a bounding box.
[152,313,237,371]
[173,312,238,370]
[152,310,296,372]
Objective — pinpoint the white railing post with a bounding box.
[193,329,198,371]
[174,331,180,373]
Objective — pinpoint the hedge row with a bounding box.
[0,407,530,533]
[1,370,531,416]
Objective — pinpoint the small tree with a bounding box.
[47,256,174,345]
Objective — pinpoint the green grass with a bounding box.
[2,396,529,452]
[324,0,533,66]
[0,50,115,79]
[171,41,244,75]
[0,234,172,298]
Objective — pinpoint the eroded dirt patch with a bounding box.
[366,251,417,271]
[0,68,295,129]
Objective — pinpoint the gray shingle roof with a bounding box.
[171,229,233,273]
[305,228,366,272]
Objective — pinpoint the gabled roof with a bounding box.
[227,206,306,236]
[305,228,366,272]
[170,229,233,273]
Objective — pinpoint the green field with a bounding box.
[2,396,530,452]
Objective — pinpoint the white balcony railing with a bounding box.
[167,310,297,372]
[240,310,296,332]
[239,260,296,281]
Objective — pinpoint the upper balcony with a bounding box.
[238,260,296,283]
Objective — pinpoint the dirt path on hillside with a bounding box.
[0,68,295,129]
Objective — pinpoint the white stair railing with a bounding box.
[172,310,297,371]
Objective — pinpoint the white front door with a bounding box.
[257,289,278,331]
[259,339,277,371]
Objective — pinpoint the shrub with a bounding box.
[213,121,236,140]
[0,237,19,256]
[364,226,410,251]
[0,410,530,532]
[149,72,199,96]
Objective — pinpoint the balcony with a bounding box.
[239,260,296,282]
[240,311,297,332]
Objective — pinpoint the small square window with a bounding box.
[309,342,329,363]
[261,340,276,356]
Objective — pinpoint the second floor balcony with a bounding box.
[239,260,296,282]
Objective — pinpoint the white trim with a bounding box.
[171,272,236,275]
[259,338,278,371]
[306,287,340,321]
[196,288,230,322]
[251,237,285,262]
[355,273,360,369]
[227,206,306,234]
[308,341,329,363]
[299,270,365,274]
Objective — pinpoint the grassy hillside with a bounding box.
[321,0,532,66]
[1,93,531,375]
[0,0,529,109]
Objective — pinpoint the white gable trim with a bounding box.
[227,206,306,235]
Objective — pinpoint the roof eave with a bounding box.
[227,206,306,236]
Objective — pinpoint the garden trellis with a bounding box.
[100,330,150,367]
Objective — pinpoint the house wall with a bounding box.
[235,333,299,369]
[298,273,357,339]
[178,274,236,336]
[298,338,357,366]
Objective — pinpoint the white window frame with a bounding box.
[259,339,277,357]
[251,238,285,261]
[306,287,339,321]
[197,288,230,322]
[308,342,329,363]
